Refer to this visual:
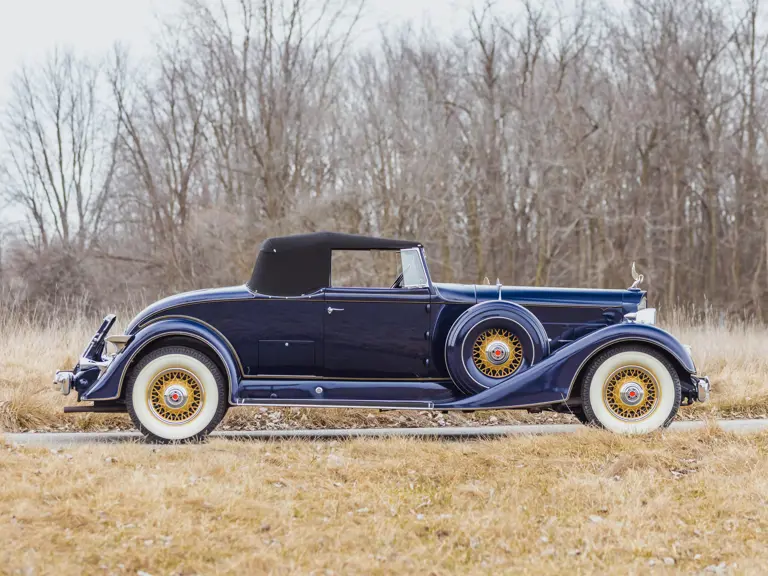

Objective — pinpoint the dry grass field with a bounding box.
[0,308,766,432]
[2,428,768,575]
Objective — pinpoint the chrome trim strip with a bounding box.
[324,298,429,304]
[242,375,451,381]
[139,297,427,326]
[439,399,569,410]
[235,399,436,409]
[232,398,569,411]
[518,302,623,309]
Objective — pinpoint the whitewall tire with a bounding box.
[580,345,681,434]
[126,346,228,443]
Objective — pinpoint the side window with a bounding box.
[331,250,400,287]
[400,248,428,287]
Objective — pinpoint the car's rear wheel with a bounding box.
[580,344,681,433]
[126,346,228,443]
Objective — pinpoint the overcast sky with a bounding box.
[0,0,479,107]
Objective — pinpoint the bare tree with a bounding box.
[1,49,118,251]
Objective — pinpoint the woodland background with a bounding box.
[0,0,766,320]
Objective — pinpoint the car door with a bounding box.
[323,286,431,379]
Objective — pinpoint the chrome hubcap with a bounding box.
[619,382,645,407]
[164,385,189,409]
[485,341,511,365]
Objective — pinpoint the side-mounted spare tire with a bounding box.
[445,301,549,395]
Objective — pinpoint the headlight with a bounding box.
[635,308,656,325]
[624,308,656,325]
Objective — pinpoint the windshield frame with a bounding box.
[399,248,430,289]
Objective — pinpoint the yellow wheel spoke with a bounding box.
[472,328,524,379]
[603,366,659,421]
[147,368,204,425]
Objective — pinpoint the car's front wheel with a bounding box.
[126,346,228,443]
[580,344,681,433]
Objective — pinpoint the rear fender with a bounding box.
[81,318,240,404]
[437,322,696,410]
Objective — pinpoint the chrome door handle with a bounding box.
[327,307,344,314]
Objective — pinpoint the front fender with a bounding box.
[82,318,240,403]
[437,322,696,410]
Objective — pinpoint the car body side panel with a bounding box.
[431,283,643,340]
[428,284,645,378]
[435,322,696,409]
[82,318,241,403]
[128,287,325,377]
[495,285,640,340]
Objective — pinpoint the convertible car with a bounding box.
[54,232,710,442]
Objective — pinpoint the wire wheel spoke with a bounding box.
[472,328,524,378]
[603,366,659,421]
[147,368,204,425]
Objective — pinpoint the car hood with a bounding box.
[434,282,645,310]
[125,285,253,334]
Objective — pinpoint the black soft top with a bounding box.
[247,232,422,296]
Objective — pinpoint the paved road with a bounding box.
[3,419,768,446]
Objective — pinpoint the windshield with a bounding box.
[400,248,428,288]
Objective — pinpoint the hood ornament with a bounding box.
[629,262,644,289]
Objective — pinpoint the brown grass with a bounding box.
[2,428,768,574]
[1,308,767,432]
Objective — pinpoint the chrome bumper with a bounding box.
[693,376,710,403]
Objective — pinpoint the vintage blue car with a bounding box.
[54,232,710,442]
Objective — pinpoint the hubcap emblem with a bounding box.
[164,385,189,409]
[619,382,645,406]
[485,341,511,365]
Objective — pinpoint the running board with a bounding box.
[64,403,127,413]
[233,398,435,410]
